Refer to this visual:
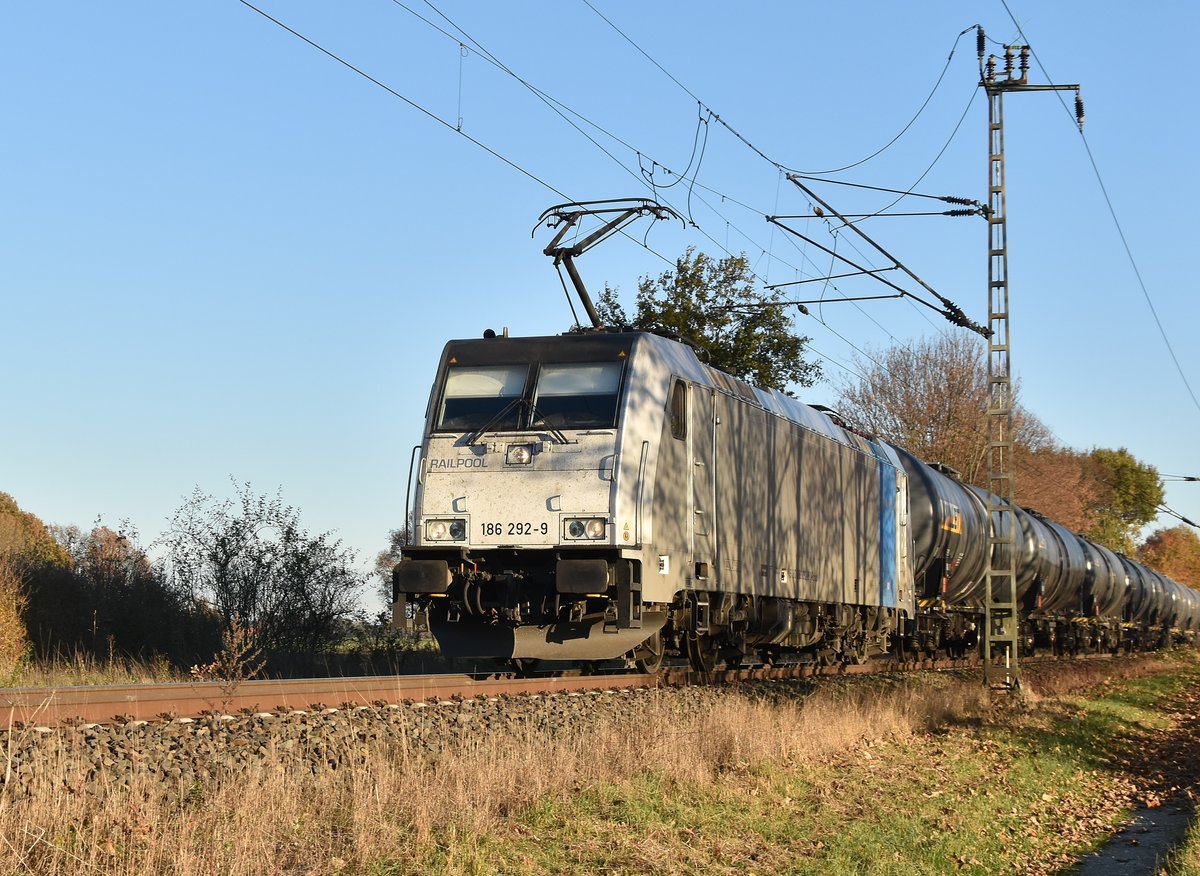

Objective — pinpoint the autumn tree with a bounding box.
[161,484,365,658]
[833,333,1052,486]
[1015,446,1098,533]
[0,557,27,677]
[829,335,1163,541]
[596,247,821,392]
[0,492,70,569]
[1083,448,1164,554]
[49,523,213,663]
[1138,525,1200,586]
[0,492,70,668]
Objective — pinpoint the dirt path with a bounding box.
[1072,677,1200,874]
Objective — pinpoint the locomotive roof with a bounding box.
[441,329,873,453]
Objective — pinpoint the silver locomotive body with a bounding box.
[394,330,913,666]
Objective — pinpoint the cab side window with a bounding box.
[670,380,687,440]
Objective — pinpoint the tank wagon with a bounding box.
[393,329,1199,670]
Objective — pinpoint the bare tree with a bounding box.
[161,484,365,656]
[833,335,1165,550]
[835,333,1051,485]
[374,525,409,608]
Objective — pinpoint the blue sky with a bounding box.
[4,2,1197,608]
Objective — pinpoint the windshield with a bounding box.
[436,365,527,432]
[433,360,624,433]
[531,362,623,429]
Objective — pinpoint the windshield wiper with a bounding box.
[461,397,571,446]
[461,397,524,447]
[526,401,569,445]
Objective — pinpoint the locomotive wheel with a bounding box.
[686,632,722,672]
[633,630,665,674]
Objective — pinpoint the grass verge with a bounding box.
[2,652,1197,875]
[1168,824,1200,875]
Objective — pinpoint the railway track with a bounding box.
[1,654,1012,727]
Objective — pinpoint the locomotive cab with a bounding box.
[394,331,668,662]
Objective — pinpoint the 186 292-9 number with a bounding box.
[480,522,550,537]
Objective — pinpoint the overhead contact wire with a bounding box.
[236,0,570,201]
[801,25,979,175]
[399,0,955,349]
[999,0,1200,419]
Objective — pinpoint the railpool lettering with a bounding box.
[429,457,487,470]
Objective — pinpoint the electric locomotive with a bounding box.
[394,328,913,670]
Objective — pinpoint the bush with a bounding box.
[0,556,29,678]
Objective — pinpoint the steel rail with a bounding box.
[0,653,1099,727]
[0,672,660,727]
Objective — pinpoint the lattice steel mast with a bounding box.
[978,28,1083,691]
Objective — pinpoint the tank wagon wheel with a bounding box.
[843,641,869,666]
[685,632,723,672]
[508,658,541,678]
[632,630,665,674]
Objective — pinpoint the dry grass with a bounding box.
[0,672,991,875]
[0,657,1191,875]
[7,649,182,689]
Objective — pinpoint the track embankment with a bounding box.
[0,682,720,799]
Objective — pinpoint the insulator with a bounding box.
[942,195,972,205]
[1019,46,1030,77]
[1075,93,1085,129]
[946,209,976,217]
[976,26,986,60]
[1004,47,1014,76]
[985,56,996,80]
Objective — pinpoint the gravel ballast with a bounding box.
[0,683,750,799]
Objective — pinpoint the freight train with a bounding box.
[392,328,1199,671]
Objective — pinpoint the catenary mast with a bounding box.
[979,28,1083,691]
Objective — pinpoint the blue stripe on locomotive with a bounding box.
[871,443,898,608]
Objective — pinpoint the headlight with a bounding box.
[426,519,467,541]
[506,444,534,465]
[564,518,606,540]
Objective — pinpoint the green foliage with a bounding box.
[596,247,820,392]
[1083,448,1164,554]
[161,483,365,656]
